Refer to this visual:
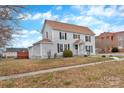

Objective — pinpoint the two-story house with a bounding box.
[29,20,95,59]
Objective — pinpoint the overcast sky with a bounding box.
[11,5,124,48]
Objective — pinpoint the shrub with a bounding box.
[54,53,57,59]
[109,55,113,57]
[47,51,51,59]
[84,55,88,57]
[63,49,73,57]
[63,80,72,85]
[112,47,119,52]
[102,55,106,58]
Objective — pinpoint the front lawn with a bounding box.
[0,56,111,76]
[0,60,124,88]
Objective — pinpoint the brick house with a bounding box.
[96,31,124,53]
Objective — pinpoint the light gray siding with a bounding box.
[29,24,95,59]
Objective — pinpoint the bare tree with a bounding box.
[0,5,25,47]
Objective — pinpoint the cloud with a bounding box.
[16,35,42,48]
[17,13,32,20]
[87,6,117,17]
[19,11,59,21]
[13,39,35,48]
[29,30,39,34]
[117,6,124,16]
[12,30,40,38]
[119,6,124,11]
[56,6,62,10]
[12,30,42,48]
[32,13,42,20]
[14,5,124,48]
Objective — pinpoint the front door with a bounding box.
[75,45,78,55]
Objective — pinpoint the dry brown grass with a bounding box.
[0,60,124,88]
[0,56,111,76]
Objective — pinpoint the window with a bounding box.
[85,36,91,42]
[78,35,80,39]
[57,44,70,53]
[101,37,104,39]
[85,46,89,51]
[61,33,65,39]
[111,36,113,40]
[64,44,68,50]
[46,32,48,38]
[60,32,67,40]
[89,36,91,42]
[73,34,80,39]
[90,46,93,53]
[85,36,88,41]
[60,44,63,52]
[64,44,70,50]
[73,34,75,39]
[85,46,93,53]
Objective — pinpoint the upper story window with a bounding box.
[85,36,91,42]
[73,34,80,39]
[46,32,48,38]
[111,36,113,40]
[101,37,104,39]
[59,32,67,40]
[78,35,80,39]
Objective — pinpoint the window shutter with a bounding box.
[65,33,67,40]
[68,44,70,50]
[85,36,87,41]
[57,43,59,53]
[60,32,61,40]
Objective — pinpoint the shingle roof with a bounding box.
[33,38,52,45]
[116,31,124,34]
[5,48,28,52]
[73,39,84,44]
[43,20,95,35]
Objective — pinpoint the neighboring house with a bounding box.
[96,32,115,53]
[29,20,96,59]
[3,48,28,58]
[115,31,124,52]
[96,31,124,53]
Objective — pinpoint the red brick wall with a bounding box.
[96,32,116,53]
[96,31,124,53]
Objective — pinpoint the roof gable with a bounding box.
[42,20,95,35]
[33,38,52,45]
